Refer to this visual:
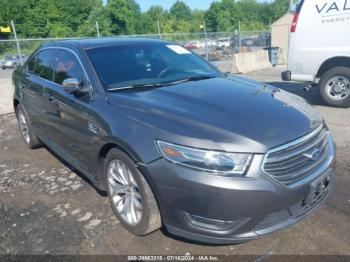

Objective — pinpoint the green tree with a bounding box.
[105,0,142,35]
[141,5,168,34]
[169,1,192,21]
[24,0,61,37]
[77,3,112,37]
[205,0,242,32]
[0,0,290,38]
[54,0,101,33]
[190,9,205,32]
[0,0,31,36]
[174,20,191,32]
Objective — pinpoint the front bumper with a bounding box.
[140,151,336,244]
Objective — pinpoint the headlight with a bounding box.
[157,140,253,175]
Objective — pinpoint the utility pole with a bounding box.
[238,20,241,53]
[203,20,209,61]
[95,20,100,38]
[157,20,161,39]
[11,20,23,65]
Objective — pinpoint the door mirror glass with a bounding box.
[62,78,82,93]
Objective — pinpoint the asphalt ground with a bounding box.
[0,66,349,256]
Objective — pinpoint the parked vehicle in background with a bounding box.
[185,40,205,49]
[13,38,336,244]
[242,33,272,48]
[1,56,18,69]
[241,37,255,47]
[217,38,231,48]
[1,54,27,70]
[257,32,271,47]
[282,0,350,107]
[207,39,217,47]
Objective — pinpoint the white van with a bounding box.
[282,0,350,107]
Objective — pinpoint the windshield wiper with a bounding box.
[165,75,216,85]
[186,75,216,81]
[106,75,216,91]
[107,83,163,91]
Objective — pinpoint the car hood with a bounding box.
[106,76,323,153]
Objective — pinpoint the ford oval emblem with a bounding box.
[303,148,321,161]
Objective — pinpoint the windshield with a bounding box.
[86,43,221,90]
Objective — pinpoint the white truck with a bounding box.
[282,0,350,107]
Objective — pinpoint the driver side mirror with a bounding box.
[62,78,82,93]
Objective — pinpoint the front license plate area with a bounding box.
[304,169,333,206]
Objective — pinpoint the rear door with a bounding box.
[20,49,57,137]
[43,49,94,172]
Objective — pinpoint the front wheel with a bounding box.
[16,104,42,149]
[105,148,161,235]
[319,66,350,107]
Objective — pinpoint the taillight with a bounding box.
[290,12,299,33]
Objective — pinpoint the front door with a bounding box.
[43,49,94,172]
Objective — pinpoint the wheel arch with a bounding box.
[95,139,146,190]
[96,140,164,226]
[316,56,350,79]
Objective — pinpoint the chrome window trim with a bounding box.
[26,46,94,99]
[261,124,335,189]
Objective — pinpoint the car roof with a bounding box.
[43,37,172,50]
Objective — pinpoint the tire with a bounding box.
[16,104,42,149]
[319,66,350,107]
[105,148,161,235]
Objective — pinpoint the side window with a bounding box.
[33,50,56,80]
[27,56,36,74]
[54,50,85,85]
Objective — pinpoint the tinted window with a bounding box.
[34,50,56,80]
[86,43,220,90]
[27,56,36,74]
[54,50,85,85]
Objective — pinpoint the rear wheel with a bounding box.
[105,148,161,235]
[319,66,350,107]
[16,104,42,149]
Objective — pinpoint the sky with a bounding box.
[102,0,215,11]
[137,0,215,11]
[103,0,272,11]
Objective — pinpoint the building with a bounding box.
[271,13,293,65]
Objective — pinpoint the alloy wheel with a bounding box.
[18,111,30,144]
[107,159,143,225]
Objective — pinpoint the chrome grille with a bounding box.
[262,125,333,188]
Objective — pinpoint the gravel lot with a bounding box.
[0,67,349,256]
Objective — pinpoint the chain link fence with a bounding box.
[0,30,271,69]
